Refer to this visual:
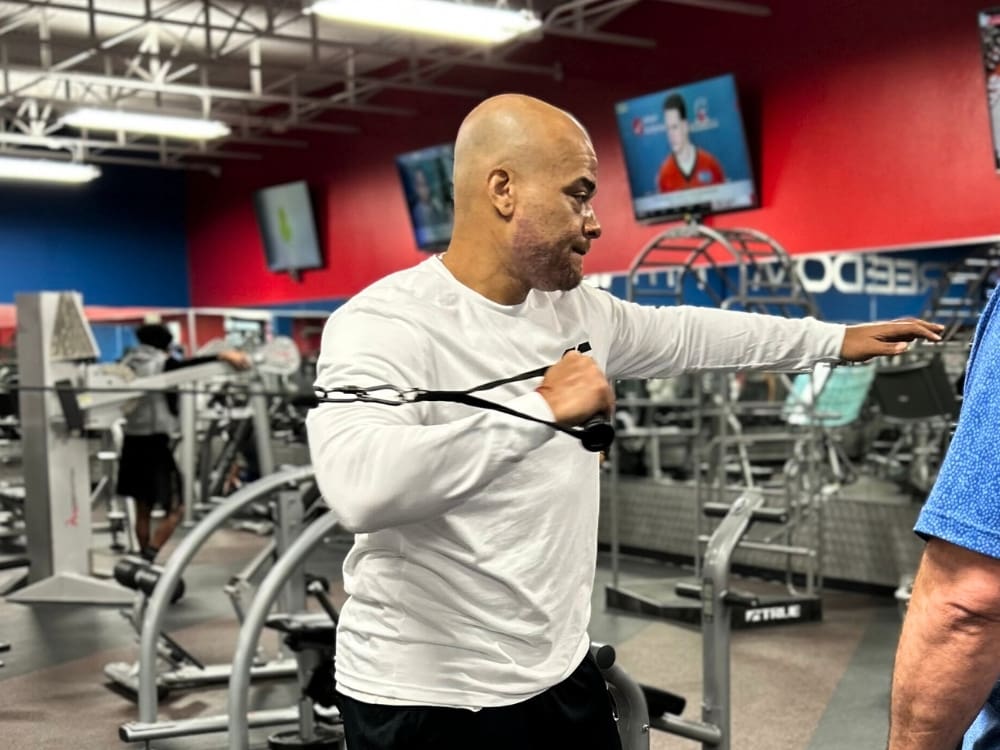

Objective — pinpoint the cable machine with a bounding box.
[607,222,829,628]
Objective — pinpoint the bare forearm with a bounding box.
[890,606,1000,748]
[889,541,1000,749]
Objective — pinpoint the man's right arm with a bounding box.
[889,539,1000,750]
[305,312,611,533]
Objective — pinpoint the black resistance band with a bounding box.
[312,364,615,453]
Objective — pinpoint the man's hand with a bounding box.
[536,351,614,427]
[218,349,252,370]
[841,318,944,362]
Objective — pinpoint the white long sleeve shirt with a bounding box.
[306,256,845,709]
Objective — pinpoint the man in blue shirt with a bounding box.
[889,289,1000,750]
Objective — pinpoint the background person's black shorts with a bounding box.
[336,652,622,750]
[116,433,181,510]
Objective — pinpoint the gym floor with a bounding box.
[0,526,902,750]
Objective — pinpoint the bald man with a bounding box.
[306,94,943,750]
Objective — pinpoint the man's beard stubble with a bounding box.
[512,225,584,293]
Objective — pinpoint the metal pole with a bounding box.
[228,512,341,750]
[250,379,275,477]
[179,389,197,527]
[701,489,764,750]
[610,438,620,590]
[136,465,313,722]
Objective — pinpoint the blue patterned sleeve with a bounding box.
[916,292,1000,559]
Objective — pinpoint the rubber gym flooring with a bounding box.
[0,526,903,749]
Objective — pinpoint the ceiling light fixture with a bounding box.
[61,108,231,140]
[307,0,542,45]
[0,156,101,184]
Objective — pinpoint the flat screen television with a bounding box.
[615,74,757,223]
[396,143,455,251]
[253,180,323,275]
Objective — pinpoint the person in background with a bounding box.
[117,323,250,562]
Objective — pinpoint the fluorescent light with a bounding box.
[62,108,231,140]
[307,0,542,45]
[0,156,100,184]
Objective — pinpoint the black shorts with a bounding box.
[337,653,622,750]
[116,434,181,510]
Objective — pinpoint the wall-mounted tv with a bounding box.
[615,74,757,224]
[396,143,454,251]
[253,180,323,276]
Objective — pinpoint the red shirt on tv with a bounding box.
[657,149,725,192]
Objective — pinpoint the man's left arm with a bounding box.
[596,293,941,380]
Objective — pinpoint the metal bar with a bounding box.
[4,66,414,114]
[595,656,651,750]
[697,536,815,558]
[0,0,195,107]
[135,465,314,722]
[540,25,655,47]
[228,511,340,750]
[121,706,300,743]
[650,714,723,745]
[0,1,560,78]
[3,94,360,134]
[0,128,304,152]
[656,0,772,17]
[179,390,197,527]
[702,489,764,750]
[250,380,275,478]
[213,1,256,55]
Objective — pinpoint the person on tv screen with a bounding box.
[411,165,453,229]
[657,92,725,193]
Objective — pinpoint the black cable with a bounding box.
[3,366,617,452]
[312,363,616,453]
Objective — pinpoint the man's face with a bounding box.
[508,132,602,293]
[665,108,689,154]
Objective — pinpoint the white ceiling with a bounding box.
[0,0,770,173]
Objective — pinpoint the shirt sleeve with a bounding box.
[595,291,846,380]
[915,313,1000,558]
[305,307,556,533]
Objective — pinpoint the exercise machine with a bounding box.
[602,489,784,749]
[9,291,299,604]
[116,466,316,741]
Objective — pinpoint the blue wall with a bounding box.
[0,165,190,306]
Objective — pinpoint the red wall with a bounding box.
[187,0,1000,306]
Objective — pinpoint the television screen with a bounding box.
[396,143,455,251]
[615,74,757,223]
[253,180,323,273]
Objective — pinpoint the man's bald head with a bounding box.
[451,94,591,215]
[441,93,600,304]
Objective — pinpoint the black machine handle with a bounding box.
[114,558,186,604]
[578,414,615,453]
[674,581,702,601]
[591,642,617,670]
[642,684,687,718]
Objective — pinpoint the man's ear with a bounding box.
[487,168,515,218]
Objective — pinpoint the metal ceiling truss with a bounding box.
[0,0,767,172]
